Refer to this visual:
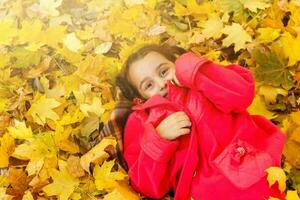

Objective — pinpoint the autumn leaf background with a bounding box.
[1,0,300,199]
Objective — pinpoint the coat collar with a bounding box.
[132,80,180,111]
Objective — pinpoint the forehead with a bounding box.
[128,51,169,82]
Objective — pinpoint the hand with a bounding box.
[156,111,191,140]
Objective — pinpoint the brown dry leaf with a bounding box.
[7,168,29,197]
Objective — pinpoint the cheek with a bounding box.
[166,68,175,79]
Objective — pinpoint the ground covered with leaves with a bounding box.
[1,0,300,199]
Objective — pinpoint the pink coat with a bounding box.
[123,52,286,200]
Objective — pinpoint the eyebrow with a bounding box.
[139,62,167,90]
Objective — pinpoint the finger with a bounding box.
[175,113,190,121]
[176,120,192,128]
[166,111,186,121]
[177,128,190,136]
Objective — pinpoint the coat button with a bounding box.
[193,171,197,177]
[236,146,246,156]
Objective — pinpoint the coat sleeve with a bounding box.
[123,112,179,199]
[175,52,255,113]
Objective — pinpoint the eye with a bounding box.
[159,68,169,77]
[144,82,153,90]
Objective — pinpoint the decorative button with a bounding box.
[236,146,246,156]
[193,171,197,177]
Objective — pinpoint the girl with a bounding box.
[115,44,286,200]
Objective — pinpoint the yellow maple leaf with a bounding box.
[0,54,10,69]
[280,31,300,66]
[58,108,85,126]
[93,160,127,191]
[247,95,277,119]
[80,137,117,173]
[257,27,281,43]
[0,20,17,45]
[0,133,15,168]
[200,17,224,39]
[17,20,43,45]
[12,132,57,176]
[27,95,61,125]
[54,124,79,154]
[103,182,139,200]
[258,85,288,104]
[41,25,66,49]
[43,160,80,200]
[286,190,300,200]
[221,23,252,52]
[243,0,271,13]
[7,120,33,139]
[265,166,286,193]
[80,97,105,117]
[174,0,214,17]
[291,111,300,126]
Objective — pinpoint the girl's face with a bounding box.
[128,51,176,99]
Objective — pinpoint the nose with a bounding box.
[156,78,166,90]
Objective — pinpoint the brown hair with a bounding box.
[115,44,186,102]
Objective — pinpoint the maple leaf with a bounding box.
[7,120,33,139]
[0,133,15,168]
[103,181,140,200]
[242,0,271,13]
[218,0,244,16]
[286,190,300,200]
[247,95,277,119]
[0,54,10,69]
[54,124,79,154]
[200,17,224,39]
[27,95,61,125]
[17,20,43,45]
[93,160,127,191]
[251,47,294,90]
[80,97,105,117]
[0,20,17,45]
[258,85,288,104]
[257,27,281,43]
[10,47,42,69]
[12,132,57,176]
[280,32,300,66]
[265,166,287,193]
[41,25,66,49]
[43,160,80,200]
[174,0,214,17]
[80,137,117,173]
[221,23,252,52]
